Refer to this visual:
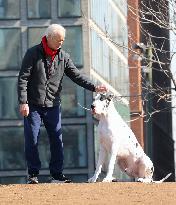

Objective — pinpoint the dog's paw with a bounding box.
[137,178,152,183]
[137,178,144,183]
[102,177,114,182]
[88,177,97,183]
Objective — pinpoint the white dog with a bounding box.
[88,93,154,183]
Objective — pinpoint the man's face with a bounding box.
[47,32,65,50]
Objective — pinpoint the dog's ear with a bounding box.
[107,93,114,101]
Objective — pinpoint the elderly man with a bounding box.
[18,24,107,184]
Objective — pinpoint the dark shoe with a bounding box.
[50,173,71,183]
[27,174,39,184]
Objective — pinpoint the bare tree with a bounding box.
[128,0,176,120]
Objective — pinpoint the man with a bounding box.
[18,24,107,184]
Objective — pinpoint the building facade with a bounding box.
[0,0,174,184]
[0,0,131,184]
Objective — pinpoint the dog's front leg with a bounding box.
[88,147,106,183]
[103,149,117,182]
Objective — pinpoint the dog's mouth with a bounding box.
[91,108,96,115]
[91,105,96,115]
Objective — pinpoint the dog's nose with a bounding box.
[91,104,95,109]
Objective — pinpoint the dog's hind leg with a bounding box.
[88,147,106,183]
[136,159,154,183]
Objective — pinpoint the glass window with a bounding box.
[0,77,20,120]
[27,0,51,19]
[0,28,21,70]
[62,26,83,67]
[62,77,85,117]
[0,127,25,170]
[90,0,109,32]
[58,0,81,17]
[62,125,87,168]
[113,0,127,16]
[90,0,128,49]
[39,125,87,169]
[28,27,46,48]
[0,125,87,170]
[91,30,129,96]
[0,0,20,19]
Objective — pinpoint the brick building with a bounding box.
[128,0,175,181]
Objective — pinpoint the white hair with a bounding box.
[45,24,66,38]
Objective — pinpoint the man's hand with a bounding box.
[19,104,29,117]
[95,85,108,93]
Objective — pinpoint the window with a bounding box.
[62,77,85,117]
[62,26,83,67]
[0,77,20,120]
[91,30,129,96]
[58,0,81,17]
[27,0,51,19]
[28,27,46,48]
[113,0,127,16]
[62,125,87,168]
[90,0,109,32]
[0,0,20,19]
[90,0,128,49]
[38,125,87,169]
[0,28,21,70]
[0,124,87,171]
[0,127,25,170]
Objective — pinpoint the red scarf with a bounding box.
[42,36,58,61]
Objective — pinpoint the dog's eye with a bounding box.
[100,95,106,101]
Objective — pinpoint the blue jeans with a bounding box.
[24,104,63,176]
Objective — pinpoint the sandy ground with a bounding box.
[0,182,176,205]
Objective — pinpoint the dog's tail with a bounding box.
[152,173,172,184]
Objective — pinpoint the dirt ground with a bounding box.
[0,182,176,205]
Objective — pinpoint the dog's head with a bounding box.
[91,93,114,117]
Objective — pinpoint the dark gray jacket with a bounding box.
[18,43,96,107]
